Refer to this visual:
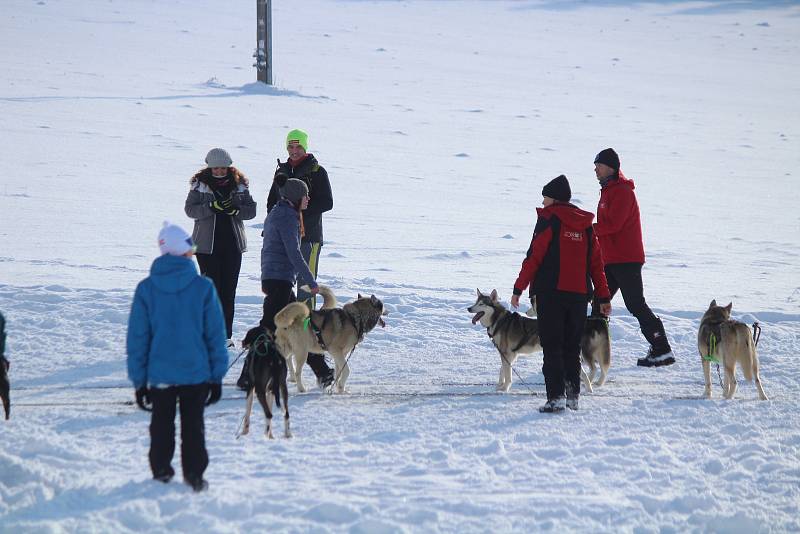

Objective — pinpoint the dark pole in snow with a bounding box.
[255,0,272,84]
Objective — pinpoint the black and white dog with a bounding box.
[238,327,291,439]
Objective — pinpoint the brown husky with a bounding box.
[698,300,767,400]
[468,289,611,393]
[274,286,386,393]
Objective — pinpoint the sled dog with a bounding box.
[468,289,611,393]
[238,327,291,439]
[274,286,387,393]
[698,300,767,400]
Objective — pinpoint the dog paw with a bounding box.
[285,431,293,439]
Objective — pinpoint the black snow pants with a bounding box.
[604,262,670,352]
[258,279,331,379]
[196,249,242,340]
[536,292,587,401]
[149,384,209,482]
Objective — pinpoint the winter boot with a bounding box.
[184,475,208,492]
[539,396,566,413]
[153,466,175,483]
[637,346,675,367]
[316,368,335,390]
[565,382,579,411]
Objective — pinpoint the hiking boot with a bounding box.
[184,476,208,493]
[539,397,566,413]
[565,397,579,411]
[153,467,174,483]
[317,368,335,390]
[637,346,675,367]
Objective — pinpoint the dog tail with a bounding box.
[0,358,9,421]
[318,285,337,310]
[274,302,310,329]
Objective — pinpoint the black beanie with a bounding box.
[594,148,620,170]
[542,174,571,202]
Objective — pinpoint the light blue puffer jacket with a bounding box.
[127,254,228,389]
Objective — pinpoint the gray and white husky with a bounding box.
[274,285,387,393]
[468,289,611,393]
[698,300,767,400]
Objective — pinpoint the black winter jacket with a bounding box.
[267,154,333,244]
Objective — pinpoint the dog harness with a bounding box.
[486,312,538,353]
[303,310,366,353]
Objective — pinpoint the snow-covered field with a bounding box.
[2,0,799,531]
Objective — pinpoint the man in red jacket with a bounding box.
[511,175,611,413]
[593,148,675,367]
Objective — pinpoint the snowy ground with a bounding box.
[2,0,800,532]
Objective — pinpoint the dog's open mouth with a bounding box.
[471,311,485,324]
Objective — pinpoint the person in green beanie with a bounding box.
[266,129,335,389]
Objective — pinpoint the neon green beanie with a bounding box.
[286,129,308,151]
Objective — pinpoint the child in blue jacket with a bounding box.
[127,222,228,492]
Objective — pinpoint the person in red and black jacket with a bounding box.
[593,148,674,367]
[510,175,611,413]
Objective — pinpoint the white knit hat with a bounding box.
[205,147,232,168]
[158,222,194,256]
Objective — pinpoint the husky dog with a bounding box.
[274,286,387,393]
[468,289,611,393]
[239,327,291,439]
[698,300,767,400]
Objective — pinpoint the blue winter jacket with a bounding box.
[261,200,318,288]
[127,254,228,389]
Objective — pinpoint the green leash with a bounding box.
[303,317,311,331]
[702,333,719,363]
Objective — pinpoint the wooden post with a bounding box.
[254,0,272,84]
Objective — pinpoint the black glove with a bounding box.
[210,197,234,213]
[206,383,222,406]
[224,207,240,217]
[135,387,152,412]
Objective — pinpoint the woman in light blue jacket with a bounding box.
[127,222,228,492]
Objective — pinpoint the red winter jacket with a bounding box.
[594,171,645,264]
[513,203,610,301]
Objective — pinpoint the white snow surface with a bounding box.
[2,0,800,532]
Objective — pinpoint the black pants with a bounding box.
[259,279,331,379]
[537,293,587,401]
[149,384,209,481]
[196,250,242,339]
[604,263,670,351]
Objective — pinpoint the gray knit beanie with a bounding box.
[278,177,309,204]
[205,148,232,168]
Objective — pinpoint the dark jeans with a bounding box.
[259,279,331,379]
[196,251,242,339]
[537,292,587,401]
[149,384,209,481]
[604,263,670,351]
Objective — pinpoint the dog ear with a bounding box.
[724,302,732,314]
[710,299,717,308]
[490,289,498,301]
[358,293,363,299]
[370,295,378,305]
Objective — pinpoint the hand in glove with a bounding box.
[206,383,222,406]
[210,196,233,213]
[135,387,152,412]
[224,207,240,217]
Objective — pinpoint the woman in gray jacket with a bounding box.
[185,148,257,346]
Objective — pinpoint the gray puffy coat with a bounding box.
[184,168,257,254]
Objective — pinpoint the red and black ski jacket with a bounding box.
[594,171,645,265]
[513,202,611,302]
